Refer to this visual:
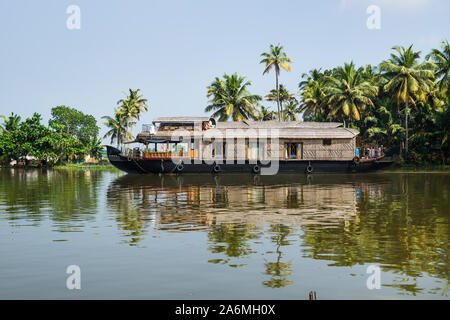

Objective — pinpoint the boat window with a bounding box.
[323,139,332,146]
[286,143,298,159]
[212,141,226,159]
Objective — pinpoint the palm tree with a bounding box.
[299,76,328,121]
[426,40,450,93]
[380,45,436,155]
[116,88,148,139]
[260,44,292,121]
[205,73,262,121]
[2,113,21,132]
[283,101,300,121]
[265,84,297,120]
[323,62,378,124]
[0,115,6,132]
[102,111,134,148]
[258,106,275,121]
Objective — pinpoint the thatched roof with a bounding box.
[208,127,358,139]
[152,117,214,124]
[140,117,357,140]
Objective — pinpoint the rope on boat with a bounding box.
[132,158,148,173]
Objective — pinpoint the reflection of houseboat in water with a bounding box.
[106,117,396,174]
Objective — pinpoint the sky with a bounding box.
[0,0,449,139]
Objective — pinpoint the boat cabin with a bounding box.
[127,117,359,162]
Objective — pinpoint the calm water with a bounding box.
[0,168,449,299]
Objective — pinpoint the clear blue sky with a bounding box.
[1,0,448,138]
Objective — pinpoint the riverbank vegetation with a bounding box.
[0,106,102,166]
[205,41,450,165]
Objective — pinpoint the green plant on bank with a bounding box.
[205,73,262,121]
[260,44,292,121]
[0,108,103,166]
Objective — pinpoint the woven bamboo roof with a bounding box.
[152,117,214,124]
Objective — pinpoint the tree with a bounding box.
[426,40,450,94]
[323,62,378,123]
[265,84,297,120]
[102,111,133,148]
[260,44,292,121]
[0,115,5,132]
[299,71,328,121]
[380,45,436,155]
[282,101,300,121]
[116,88,149,139]
[258,106,275,121]
[205,73,262,121]
[49,106,99,146]
[3,113,21,132]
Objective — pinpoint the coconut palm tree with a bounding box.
[282,101,300,121]
[102,111,134,148]
[0,115,6,132]
[260,44,292,121]
[265,84,297,120]
[380,45,436,155]
[3,113,21,132]
[205,73,262,121]
[323,62,378,124]
[426,40,450,93]
[116,88,148,138]
[299,76,328,121]
[258,106,275,121]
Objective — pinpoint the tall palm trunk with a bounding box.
[405,100,409,156]
[276,73,281,121]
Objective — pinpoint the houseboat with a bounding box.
[106,117,395,174]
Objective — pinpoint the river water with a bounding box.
[0,168,449,299]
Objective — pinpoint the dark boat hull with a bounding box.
[106,146,394,175]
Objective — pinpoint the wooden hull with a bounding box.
[107,146,395,175]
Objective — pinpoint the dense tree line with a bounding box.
[204,42,450,164]
[0,106,101,165]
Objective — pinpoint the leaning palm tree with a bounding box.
[426,40,450,93]
[260,44,292,121]
[323,62,378,124]
[380,45,436,155]
[265,84,297,120]
[102,111,134,148]
[205,73,262,121]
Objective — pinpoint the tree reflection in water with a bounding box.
[106,173,450,295]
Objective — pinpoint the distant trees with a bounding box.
[0,108,101,165]
[297,42,449,164]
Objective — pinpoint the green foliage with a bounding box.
[0,108,102,165]
[49,105,99,146]
[103,88,148,147]
[298,41,450,165]
[205,73,262,121]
